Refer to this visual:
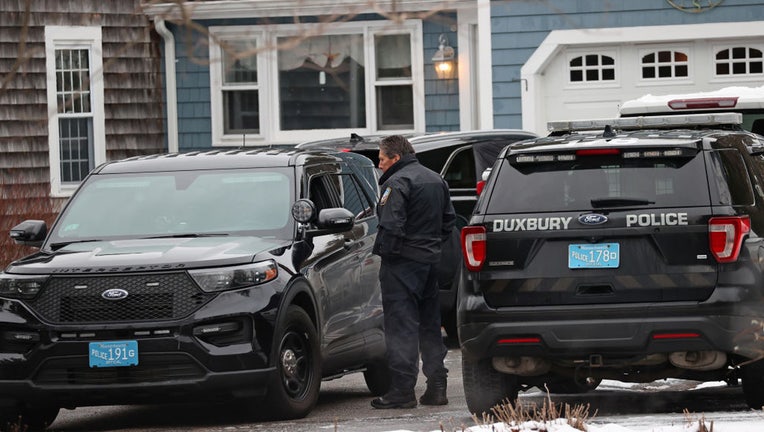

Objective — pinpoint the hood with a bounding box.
[7,237,292,274]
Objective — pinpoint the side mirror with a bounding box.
[316,208,354,231]
[291,200,354,237]
[10,220,47,247]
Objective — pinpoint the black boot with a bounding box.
[419,379,448,405]
[371,390,417,409]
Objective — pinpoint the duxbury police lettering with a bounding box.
[493,217,572,232]
[626,212,688,227]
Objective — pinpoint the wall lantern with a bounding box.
[432,33,455,78]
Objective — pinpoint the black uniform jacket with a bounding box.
[373,154,456,264]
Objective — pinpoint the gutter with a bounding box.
[154,18,179,153]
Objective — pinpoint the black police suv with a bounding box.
[297,130,537,338]
[458,113,764,415]
[1,149,388,429]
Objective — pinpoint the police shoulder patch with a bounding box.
[380,187,392,206]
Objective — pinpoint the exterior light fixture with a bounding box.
[432,33,455,78]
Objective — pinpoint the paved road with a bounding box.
[48,343,759,432]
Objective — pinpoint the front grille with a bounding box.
[34,354,205,385]
[27,273,216,323]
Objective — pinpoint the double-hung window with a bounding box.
[44,26,105,197]
[209,21,424,146]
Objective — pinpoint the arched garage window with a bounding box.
[715,46,763,76]
[641,50,688,79]
[569,54,615,83]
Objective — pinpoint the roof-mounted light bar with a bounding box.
[547,112,743,133]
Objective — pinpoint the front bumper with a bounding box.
[0,282,282,408]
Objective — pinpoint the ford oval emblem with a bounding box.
[101,288,129,301]
[578,214,608,225]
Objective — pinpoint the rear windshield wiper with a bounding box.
[142,233,230,239]
[590,197,656,208]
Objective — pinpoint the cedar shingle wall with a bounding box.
[0,0,165,267]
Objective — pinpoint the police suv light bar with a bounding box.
[547,113,743,133]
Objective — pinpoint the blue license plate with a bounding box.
[89,340,139,368]
[568,243,620,269]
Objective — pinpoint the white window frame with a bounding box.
[44,26,106,198]
[209,20,424,147]
[638,46,692,85]
[712,43,764,83]
[565,50,619,88]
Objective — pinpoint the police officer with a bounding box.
[370,135,455,409]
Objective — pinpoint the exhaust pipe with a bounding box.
[493,356,551,376]
[669,350,726,371]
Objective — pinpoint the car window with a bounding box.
[416,146,454,173]
[339,174,374,220]
[310,173,373,221]
[442,146,476,189]
[487,151,710,213]
[309,175,343,211]
[709,149,755,206]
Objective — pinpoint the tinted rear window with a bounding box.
[487,150,710,213]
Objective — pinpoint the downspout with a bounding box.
[154,18,179,153]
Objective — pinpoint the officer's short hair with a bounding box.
[380,135,415,158]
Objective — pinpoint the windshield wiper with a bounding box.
[49,239,105,251]
[142,233,230,239]
[590,197,656,208]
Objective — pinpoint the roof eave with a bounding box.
[142,0,460,20]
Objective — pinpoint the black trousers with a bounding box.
[379,257,448,395]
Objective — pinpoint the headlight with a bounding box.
[189,260,278,293]
[0,273,47,299]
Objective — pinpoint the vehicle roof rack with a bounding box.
[547,112,743,133]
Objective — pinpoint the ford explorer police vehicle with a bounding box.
[1,149,388,429]
[457,112,764,415]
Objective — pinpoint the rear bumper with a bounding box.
[458,284,764,363]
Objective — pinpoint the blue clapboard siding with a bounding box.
[168,12,459,150]
[491,0,764,129]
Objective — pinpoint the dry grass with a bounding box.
[683,409,714,432]
[471,393,594,432]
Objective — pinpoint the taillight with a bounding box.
[476,180,486,196]
[708,216,750,263]
[461,226,486,272]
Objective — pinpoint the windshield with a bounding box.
[49,168,295,244]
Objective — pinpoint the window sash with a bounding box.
[45,26,105,197]
[209,21,423,146]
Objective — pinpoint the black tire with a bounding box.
[266,306,321,420]
[363,360,391,396]
[545,376,602,394]
[0,404,60,431]
[741,359,764,410]
[462,355,519,416]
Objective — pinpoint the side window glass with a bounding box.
[340,174,374,220]
[309,175,342,212]
[443,147,476,189]
[709,149,755,206]
[416,146,454,173]
[309,174,372,220]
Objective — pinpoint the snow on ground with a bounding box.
[400,380,764,432]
